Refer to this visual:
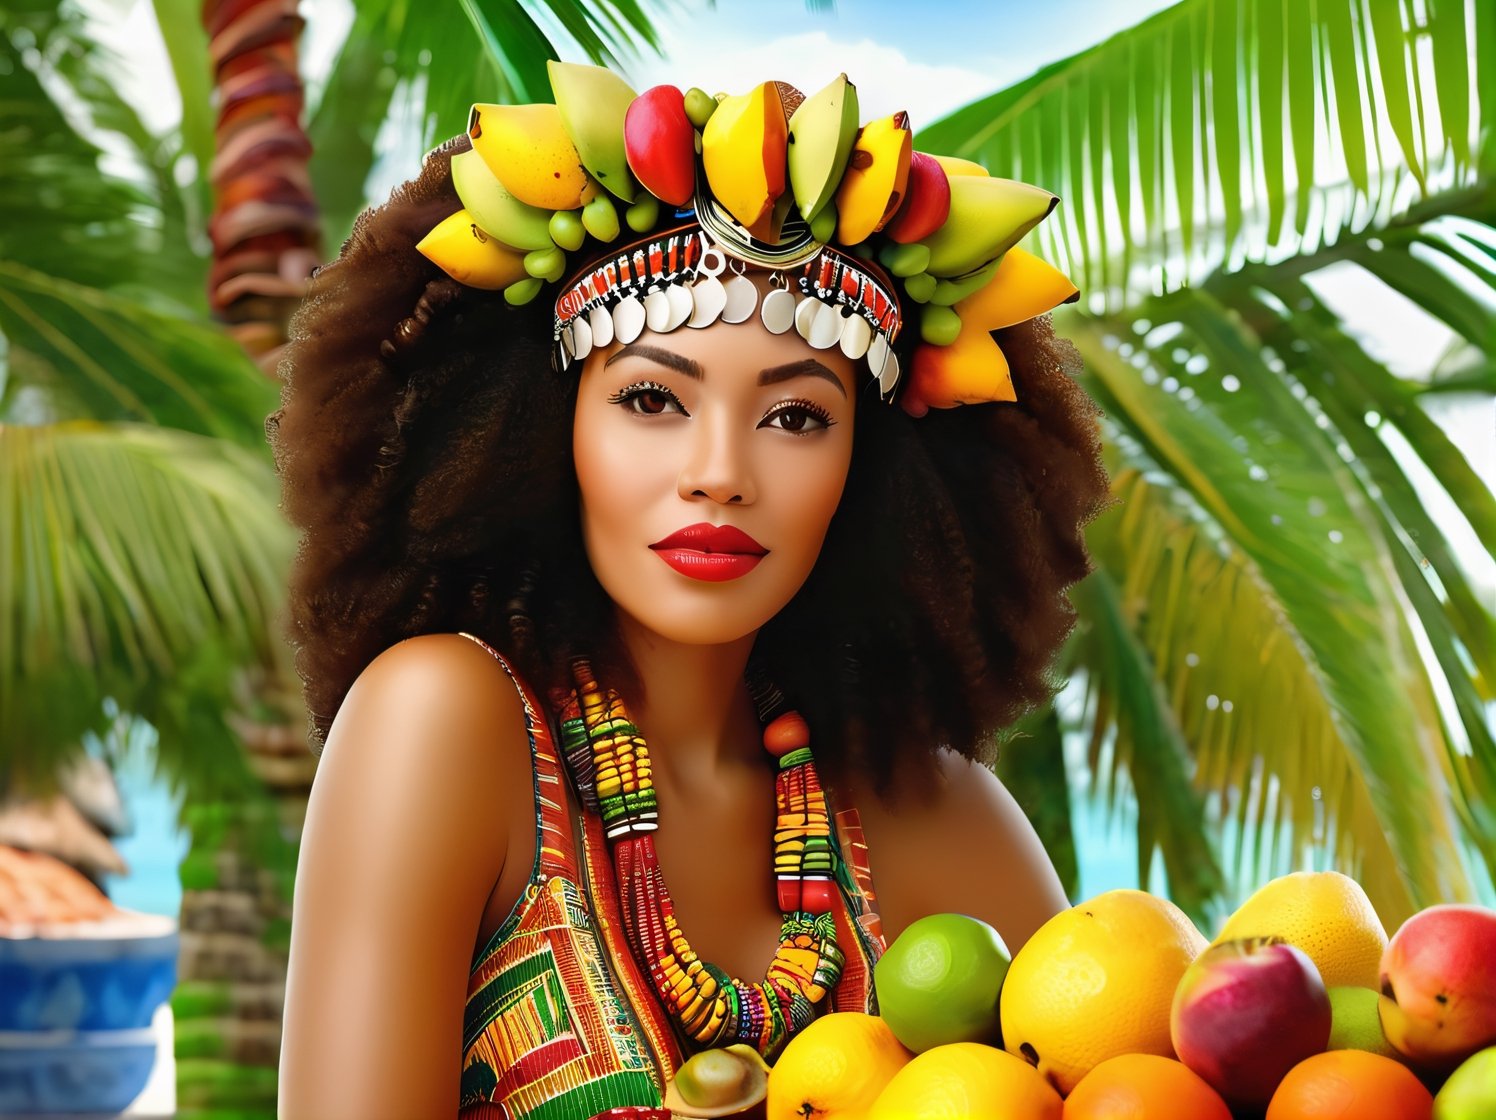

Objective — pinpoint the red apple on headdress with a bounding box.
[1379,904,1496,1071]
[884,152,951,244]
[624,85,697,207]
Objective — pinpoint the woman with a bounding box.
[270,66,1113,1118]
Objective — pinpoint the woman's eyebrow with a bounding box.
[605,344,845,399]
[605,343,704,378]
[758,359,846,398]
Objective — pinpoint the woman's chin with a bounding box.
[613,586,786,649]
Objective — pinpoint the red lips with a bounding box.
[649,523,768,555]
[649,523,768,582]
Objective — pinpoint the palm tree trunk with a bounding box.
[203,0,321,376]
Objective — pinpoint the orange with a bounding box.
[1064,1054,1232,1120]
[1266,1050,1434,1120]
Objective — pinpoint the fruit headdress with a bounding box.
[416,63,1080,417]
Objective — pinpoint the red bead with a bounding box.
[801,878,836,914]
[763,712,810,757]
[777,879,803,913]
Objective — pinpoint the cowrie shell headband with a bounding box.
[553,224,906,399]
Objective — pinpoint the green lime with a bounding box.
[874,912,1010,1054]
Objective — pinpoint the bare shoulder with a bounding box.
[279,633,530,1118]
[843,748,1069,957]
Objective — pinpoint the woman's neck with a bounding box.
[611,609,765,800]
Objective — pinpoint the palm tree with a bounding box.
[924,0,1494,928]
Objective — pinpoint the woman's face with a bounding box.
[573,277,860,647]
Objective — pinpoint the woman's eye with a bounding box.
[761,403,835,435]
[607,381,687,417]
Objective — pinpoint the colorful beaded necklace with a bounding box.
[554,658,845,1062]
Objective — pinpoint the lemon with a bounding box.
[1213,870,1387,989]
[999,888,1207,1096]
[873,912,1010,1053]
[867,1042,1062,1119]
[765,1011,912,1119]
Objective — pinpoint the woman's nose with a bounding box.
[677,412,755,505]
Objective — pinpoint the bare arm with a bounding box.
[861,749,1070,957]
[278,633,527,1120]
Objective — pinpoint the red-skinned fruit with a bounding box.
[884,152,952,244]
[1171,938,1332,1114]
[624,85,697,207]
[1379,904,1496,1072]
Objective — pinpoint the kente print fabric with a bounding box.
[454,634,886,1119]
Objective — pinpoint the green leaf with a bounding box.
[1284,0,1315,235]
[1367,0,1426,190]
[1478,0,1496,176]
[1110,42,1136,283]
[1322,0,1370,195]
[0,262,278,442]
[1427,0,1472,168]
[1170,12,1197,268]
[1346,236,1496,351]
[1211,0,1244,251]
[1256,0,1289,242]
[0,422,293,787]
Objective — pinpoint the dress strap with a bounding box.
[456,632,578,884]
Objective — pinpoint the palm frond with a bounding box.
[0,263,278,444]
[920,0,1488,304]
[1065,286,1486,924]
[0,421,293,788]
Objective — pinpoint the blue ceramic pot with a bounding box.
[0,1025,159,1114]
[0,914,178,1032]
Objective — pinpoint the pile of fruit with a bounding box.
[662,872,1496,1119]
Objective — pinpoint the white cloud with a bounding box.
[620,30,1007,134]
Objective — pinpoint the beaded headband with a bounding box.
[416,64,1081,416]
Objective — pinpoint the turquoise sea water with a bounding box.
[102,746,191,918]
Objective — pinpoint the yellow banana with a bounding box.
[835,111,912,244]
[415,209,529,290]
[931,154,990,178]
[468,102,590,210]
[956,246,1080,331]
[701,81,788,238]
[450,148,555,252]
[919,174,1058,277]
[787,73,860,223]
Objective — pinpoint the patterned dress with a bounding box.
[455,634,887,1119]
